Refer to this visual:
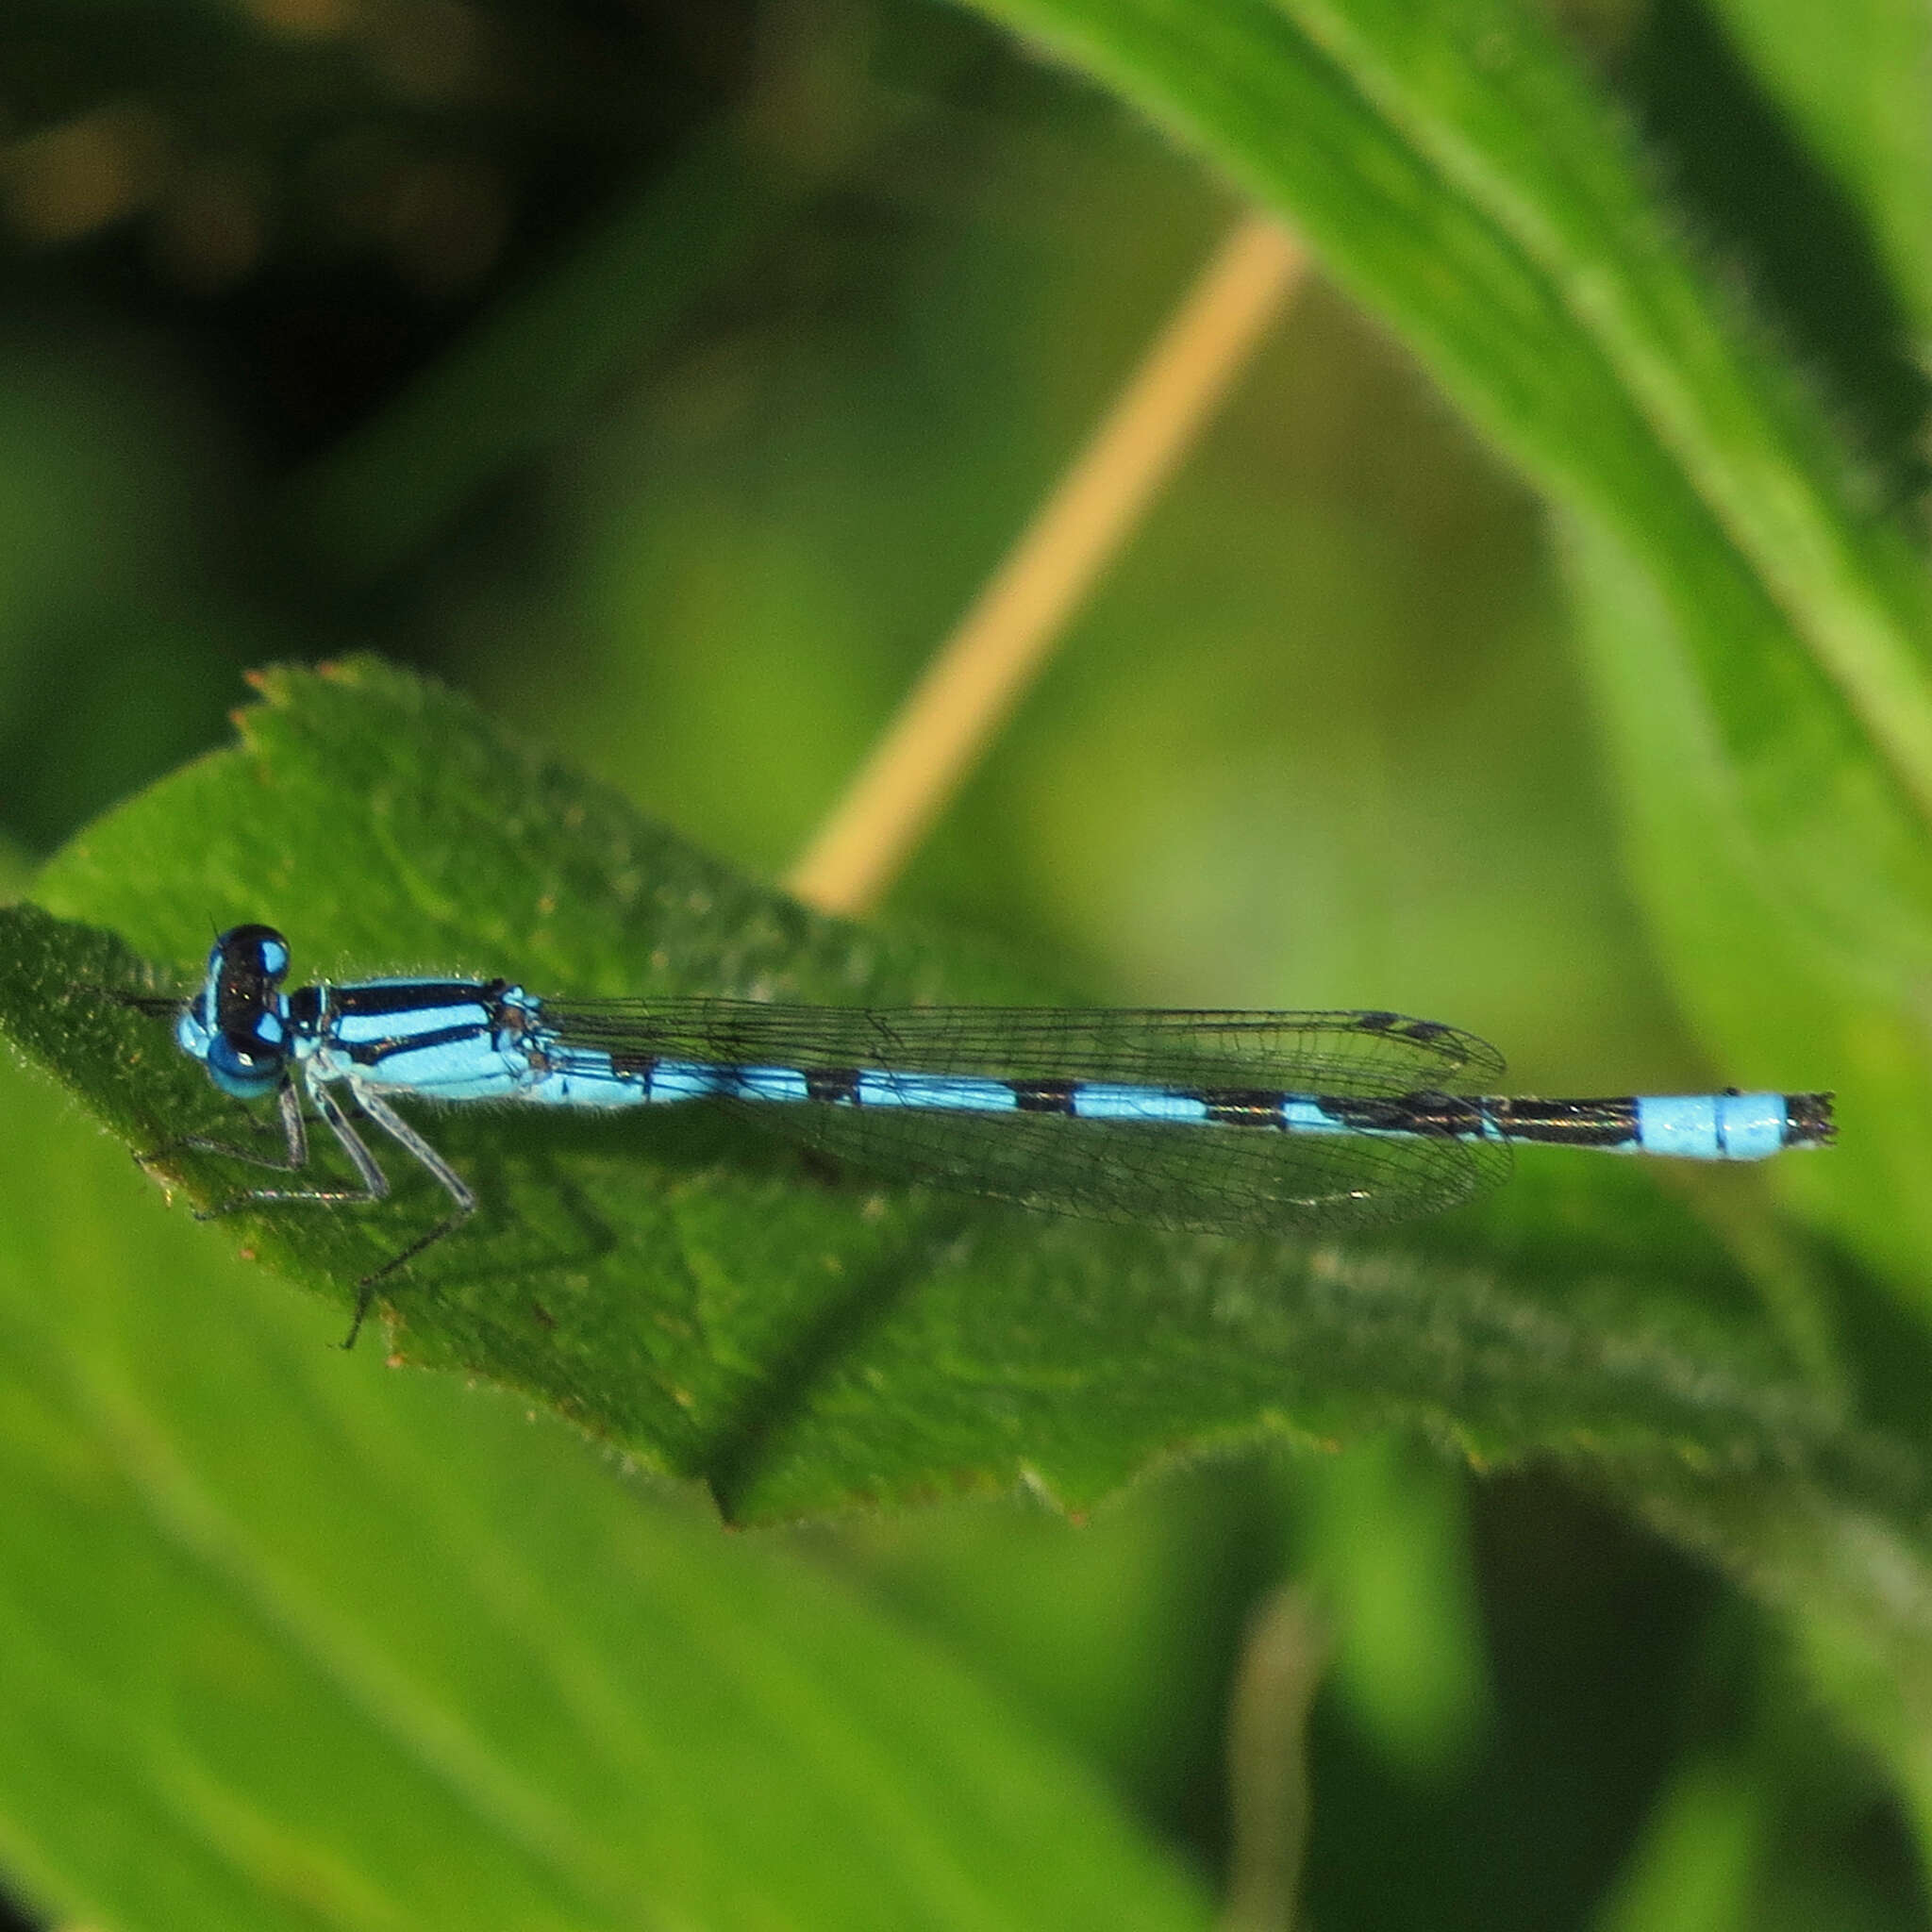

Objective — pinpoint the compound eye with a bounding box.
[208,1028,285,1099]
[218,924,291,984]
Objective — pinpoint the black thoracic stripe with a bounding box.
[1009,1078,1078,1114]
[608,1050,658,1078]
[1472,1096,1640,1147]
[345,1022,489,1067]
[289,985,324,1028]
[806,1067,862,1104]
[334,979,502,1017]
[1202,1087,1287,1128]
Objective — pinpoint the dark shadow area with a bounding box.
[1615,0,1931,508]
[1302,1472,1718,1930]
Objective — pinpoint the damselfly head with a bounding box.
[190,924,295,1099]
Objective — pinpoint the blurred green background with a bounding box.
[0,0,1922,1925]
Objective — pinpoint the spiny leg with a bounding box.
[151,1074,469,1351]
[142,1079,389,1344]
[136,1078,314,1181]
[334,1082,476,1352]
[186,1080,390,1218]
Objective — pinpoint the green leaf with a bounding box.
[0,1043,1210,1931]
[0,658,1905,1526]
[1591,1757,1765,1932]
[15,657,1932,1900]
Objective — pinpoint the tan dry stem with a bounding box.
[785,211,1307,917]
[1221,1586,1330,1932]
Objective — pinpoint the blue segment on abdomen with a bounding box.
[1070,1082,1208,1124]
[652,1060,811,1104]
[856,1072,1018,1112]
[1278,1096,1348,1136]
[1636,1092,1788,1160]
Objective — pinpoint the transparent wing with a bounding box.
[761,1097,1507,1234]
[543,1001,1507,1096]
[542,1001,1511,1235]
